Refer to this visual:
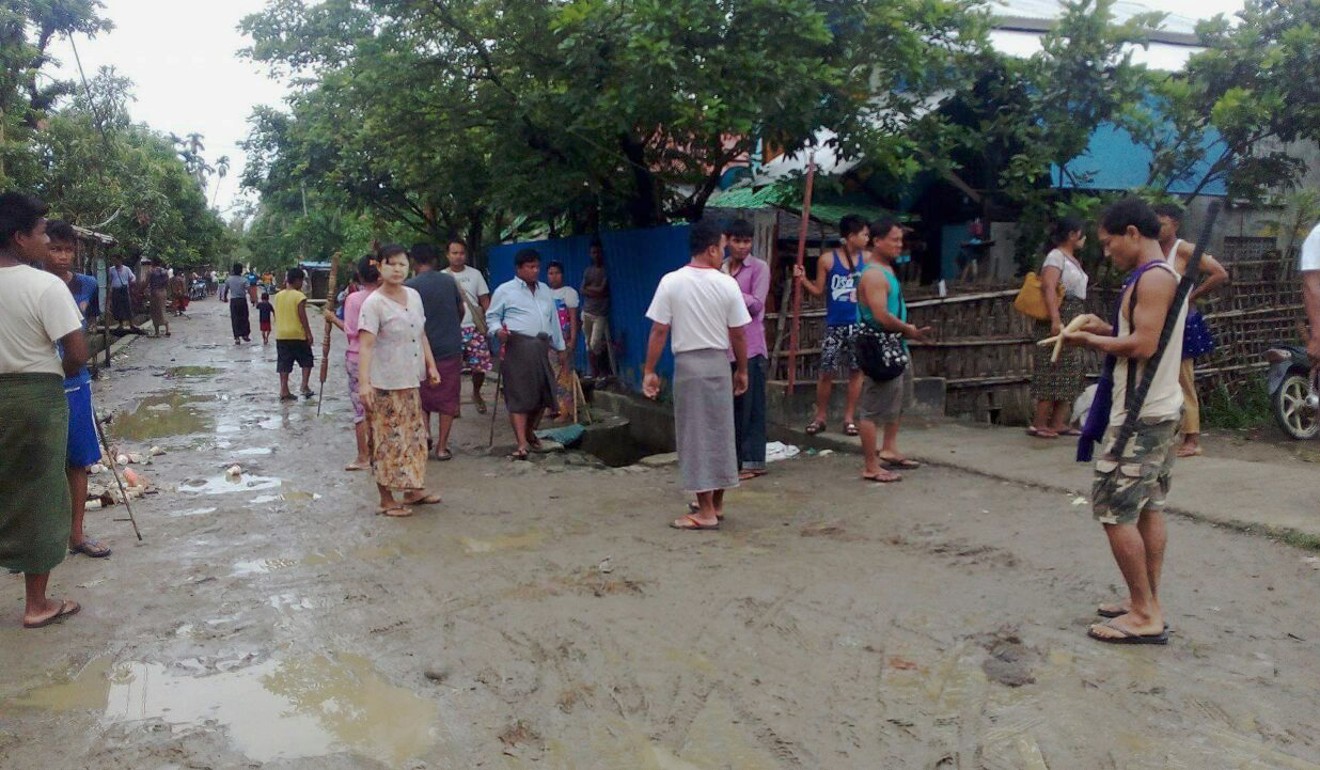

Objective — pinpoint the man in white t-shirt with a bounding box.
[440,238,494,414]
[644,219,751,531]
[0,192,90,629]
[1300,221,1320,363]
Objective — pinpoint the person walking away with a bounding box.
[857,217,931,482]
[440,238,493,414]
[256,292,274,345]
[1029,217,1090,438]
[643,219,751,530]
[1154,203,1229,458]
[43,220,111,559]
[1062,197,1187,646]
[546,260,580,422]
[146,260,170,337]
[1301,219,1320,365]
[723,218,770,480]
[581,239,612,378]
[485,249,569,459]
[107,253,138,332]
[794,214,869,437]
[246,269,260,305]
[357,245,442,517]
[169,269,189,317]
[322,255,380,470]
[221,263,251,344]
[0,192,91,628]
[407,244,465,461]
[274,267,316,401]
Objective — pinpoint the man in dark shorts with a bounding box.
[408,243,465,460]
[273,267,316,401]
[1063,198,1186,646]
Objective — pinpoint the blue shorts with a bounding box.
[65,380,102,468]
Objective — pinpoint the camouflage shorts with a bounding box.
[1092,418,1179,525]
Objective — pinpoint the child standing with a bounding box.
[357,245,442,517]
[273,268,315,401]
[257,292,274,345]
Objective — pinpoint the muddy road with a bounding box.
[3,299,1320,769]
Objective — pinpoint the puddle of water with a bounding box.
[169,506,218,518]
[13,654,440,767]
[180,474,282,495]
[165,366,222,379]
[111,392,216,440]
[460,531,545,555]
[232,447,274,457]
[232,557,300,576]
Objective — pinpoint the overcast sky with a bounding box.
[47,0,1248,216]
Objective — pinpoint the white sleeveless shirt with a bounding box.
[1110,260,1187,424]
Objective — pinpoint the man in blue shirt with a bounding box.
[44,221,111,558]
[485,249,568,459]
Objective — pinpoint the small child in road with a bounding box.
[257,292,274,345]
[273,268,315,401]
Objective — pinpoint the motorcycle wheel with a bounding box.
[1273,372,1320,440]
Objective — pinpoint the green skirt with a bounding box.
[0,373,72,574]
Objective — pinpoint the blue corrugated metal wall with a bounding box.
[1051,122,1228,196]
[487,224,692,388]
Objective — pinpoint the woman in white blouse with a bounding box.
[1029,217,1090,438]
[357,245,441,517]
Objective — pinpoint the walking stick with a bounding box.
[573,371,593,425]
[316,252,342,417]
[487,328,507,448]
[1109,202,1221,456]
[91,405,142,541]
[786,151,817,393]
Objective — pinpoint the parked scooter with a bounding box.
[1266,345,1319,439]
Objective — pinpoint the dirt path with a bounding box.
[3,299,1320,769]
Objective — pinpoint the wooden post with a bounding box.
[787,152,817,392]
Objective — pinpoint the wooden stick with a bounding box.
[316,252,342,417]
[786,151,817,393]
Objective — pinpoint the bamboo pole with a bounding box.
[786,152,817,392]
[315,252,342,417]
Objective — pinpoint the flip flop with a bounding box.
[1087,621,1169,645]
[1028,428,1059,439]
[670,514,720,531]
[509,449,529,461]
[70,539,112,558]
[805,420,826,435]
[862,471,902,483]
[738,469,766,481]
[279,394,297,402]
[1096,605,1171,630]
[344,462,369,471]
[880,457,921,470]
[434,450,453,461]
[1057,428,1083,436]
[377,506,414,517]
[1177,445,1203,457]
[403,493,443,506]
[24,599,81,629]
[843,422,859,436]
[474,399,488,414]
[687,502,725,521]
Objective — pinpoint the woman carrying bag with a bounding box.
[1029,217,1090,438]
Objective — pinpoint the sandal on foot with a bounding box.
[1057,428,1083,436]
[70,539,111,558]
[880,456,921,470]
[403,492,443,506]
[1028,427,1058,439]
[687,502,725,521]
[843,422,859,436]
[24,599,81,629]
[377,506,414,518]
[805,420,826,435]
[738,469,766,481]
[862,471,902,483]
[670,514,720,531]
[434,449,453,461]
[509,448,529,461]
[1087,621,1168,645]
[474,399,488,415]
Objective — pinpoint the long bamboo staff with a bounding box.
[488,327,507,447]
[787,152,817,393]
[92,405,142,541]
[316,252,342,417]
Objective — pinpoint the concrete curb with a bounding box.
[89,330,142,377]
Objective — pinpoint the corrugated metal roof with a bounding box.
[992,0,1200,35]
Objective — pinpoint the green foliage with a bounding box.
[1201,378,1273,431]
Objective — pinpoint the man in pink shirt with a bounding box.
[723,219,770,479]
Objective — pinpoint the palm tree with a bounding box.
[211,155,230,208]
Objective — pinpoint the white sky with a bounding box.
[44,0,1247,217]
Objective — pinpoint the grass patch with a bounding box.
[1200,378,1273,431]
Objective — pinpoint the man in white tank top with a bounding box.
[1154,203,1229,458]
[1063,198,1187,646]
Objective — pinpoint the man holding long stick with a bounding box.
[1063,198,1187,646]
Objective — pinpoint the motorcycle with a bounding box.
[1266,345,1319,439]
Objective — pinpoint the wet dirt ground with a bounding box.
[3,299,1320,769]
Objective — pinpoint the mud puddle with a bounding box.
[110,392,216,440]
[179,473,282,495]
[12,653,440,767]
[162,365,223,379]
